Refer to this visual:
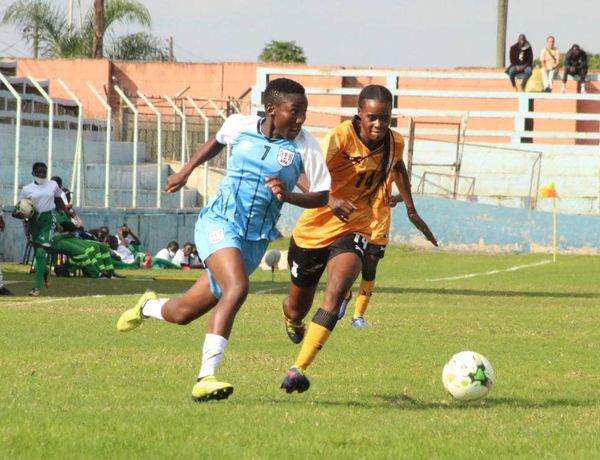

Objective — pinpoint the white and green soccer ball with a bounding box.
[15,198,35,219]
[442,351,494,401]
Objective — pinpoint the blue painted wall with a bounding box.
[1,196,599,263]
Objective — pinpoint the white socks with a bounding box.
[198,333,228,380]
[141,298,168,320]
[0,269,3,288]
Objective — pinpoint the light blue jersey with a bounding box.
[195,114,330,298]
[201,114,330,241]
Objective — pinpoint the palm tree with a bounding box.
[1,0,52,58]
[2,0,168,61]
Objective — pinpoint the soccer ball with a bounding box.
[442,351,494,401]
[15,199,35,219]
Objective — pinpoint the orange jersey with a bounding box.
[293,120,404,248]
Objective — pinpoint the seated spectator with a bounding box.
[506,34,533,91]
[50,175,84,228]
[117,224,142,252]
[152,241,182,269]
[189,244,204,269]
[562,44,588,94]
[539,36,560,92]
[88,226,110,243]
[107,235,151,269]
[173,241,194,268]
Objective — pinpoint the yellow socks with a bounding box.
[353,279,375,319]
[294,308,337,370]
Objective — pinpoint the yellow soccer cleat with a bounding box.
[191,376,234,402]
[116,291,157,332]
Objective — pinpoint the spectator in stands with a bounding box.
[539,36,560,92]
[107,235,151,269]
[562,44,588,94]
[189,244,204,268]
[506,34,533,91]
[0,213,14,295]
[173,241,194,267]
[152,241,181,269]
[117,224,142,251]
[51,175,72,203]
[88,226,110,243]
[13,162,70,296]
[52,175,85,229]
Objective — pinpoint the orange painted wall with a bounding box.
[4,58,598,145]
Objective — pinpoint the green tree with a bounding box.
[588,53,600,70]
[259,40,306,64]
[2,0,168,61]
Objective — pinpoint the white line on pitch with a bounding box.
[254,286,289,295]
[425,260,552,282]
[7,294,107,307]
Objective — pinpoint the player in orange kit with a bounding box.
[280,84,437,393]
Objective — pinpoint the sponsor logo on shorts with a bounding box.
[277,148,296,166]
[291,261,299,278]
[208,228,225,245]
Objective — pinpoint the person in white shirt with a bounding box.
[172,242,193,267]
[152,241,181,269]
[13,162,70,296]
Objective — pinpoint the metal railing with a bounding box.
[252,67,600,145]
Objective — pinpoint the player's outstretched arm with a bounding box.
[265,177,328,209]
[394,161,438,247]
[165,138,225,193]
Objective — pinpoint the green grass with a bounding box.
[1,246,600,458]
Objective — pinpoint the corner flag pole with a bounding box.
[552,197,557,262]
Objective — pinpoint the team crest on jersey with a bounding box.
[208,228,225,245]
[277,148,296,166]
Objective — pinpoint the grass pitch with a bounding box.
[1,246,600,458]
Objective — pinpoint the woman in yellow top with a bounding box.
[281,84,437,393]
[539,36,560,93]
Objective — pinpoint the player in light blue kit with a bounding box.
[116,78,331,402]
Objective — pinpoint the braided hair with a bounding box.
[357,85,394,205]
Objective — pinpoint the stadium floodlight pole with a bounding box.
[58,78,83,207]
[27,75,54,177]
[164,94,187,209]
[186,96,210,207]
[137,90,162,208]
[87,82,112,208]
[113,84,139,209]
[0,72,22,204]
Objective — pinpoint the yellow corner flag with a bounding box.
[538,182,558,199]
[538,183,558,262]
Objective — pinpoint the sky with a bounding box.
[0,0,598,68]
